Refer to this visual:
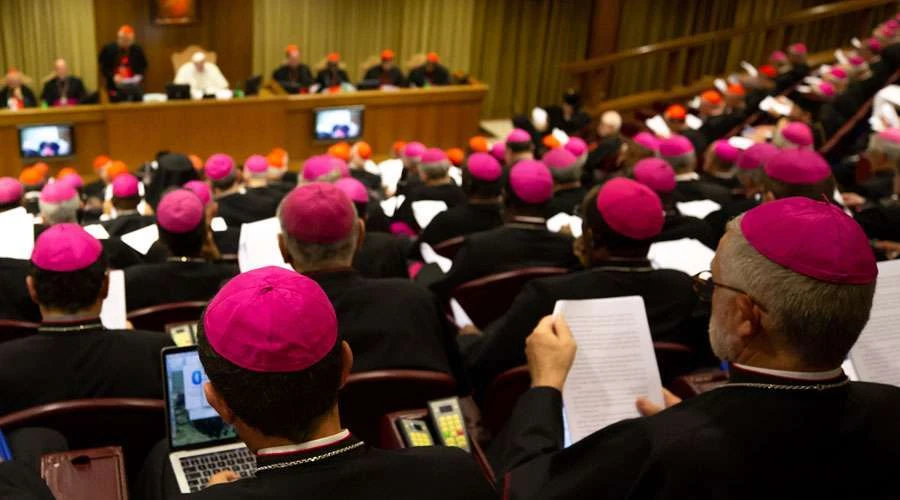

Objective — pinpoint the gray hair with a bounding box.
[39,197,80,224]
[419,161,449,181]
[211,171,237,191]
[661,152,696,174]
[600,111,622,132]
[277,201,359,271]
[719,216,875,367]
[549,165,581,184]
[868,133,900,165]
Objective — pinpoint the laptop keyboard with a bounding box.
[180,447,256,492]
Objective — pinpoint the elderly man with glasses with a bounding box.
[493,196,900,500]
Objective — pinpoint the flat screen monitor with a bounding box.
[18,124,75,159]
[314,105,364,142]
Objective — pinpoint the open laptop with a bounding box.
[162,346,255,493]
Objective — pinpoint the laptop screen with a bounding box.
[163,347,238,450]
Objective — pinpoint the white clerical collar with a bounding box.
[256,429,350,456]
[732,363,844,381]
[675,172,700,181]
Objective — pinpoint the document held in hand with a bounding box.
[554,296,663,446]
[847,261,900,387]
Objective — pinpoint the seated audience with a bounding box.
[277,183,466,378]
[142,266,495,499]
[419,152,505,247]
[702,140,742,194]
[272,44,314,94]
[363,49,407,87]
[505,128,535,167]
[408,52,451,87]
[101,174,155,237]
[0,177,40,322]
[347,141,382,193]
[243,154,287,204]
[40,59,87,106]
[314,52,350,90]
[760,149,836,202]
[125,189,237,311]
[394,148,467,231]
[660,135,731,205]
[206,153,278,226]
[497,197,899,499]
[542,148,587,217]
[430,160,578,299]
[0,224,171,414]
[461,179,704,392]
[705,142,779,242]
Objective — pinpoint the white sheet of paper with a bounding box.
[419,242,452,273]
[0,208,34,260]
[676,200,721,219]
[363,159,380,176]
[100,270,127,329]
[83,224,110,240]
[238,217,290,272]
[380,194,405,218]
[645,115,671,138]
[551,128,569,145]
[714,78,728,94]
[648,238,715,277]
[449,299,474,329]
[851,37,862,49]
[796,84,812,94]
[842,359,859,381]
[685,114,703,130]
[121,224,159,255]
[835,49,849,66]
[555,296,663,445]
[740,61,758,77]
[379,159,405,194]
[210,217,228,232]
[545,212,583,238]
[448,166,463,187]
[412,200,447,229]
[848,261,900,386]
[727,136,754,150]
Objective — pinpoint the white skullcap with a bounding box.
[601,111,622,131]
[531,107,549,132]
[192,52,206,63]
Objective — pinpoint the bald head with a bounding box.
[54,59,69,79]
[5,70,22,88]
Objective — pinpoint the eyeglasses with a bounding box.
[691,271,767,312]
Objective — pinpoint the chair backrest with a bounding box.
[127,301,207,332]
[432,236,465,260]
[0,398,165,484]
[339,370,457,445]
[480,365,530,437]
[0,320,39,343]
[171,45,218,75]
[653,341,696,385]
[452,267,569,328]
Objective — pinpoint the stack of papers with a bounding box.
[380,195,405,218]
[83,224,111,240]
[648,238,715,277]
[847,261,900,386]
[121,224,159,255]
[238,218,291,272]
[419,242,452,273]
[100,270,127,329]
[0,207,35,260]
[676,200,721,219]
[546,212,583,238]
[412,200,448,229]
[378,159,405,195]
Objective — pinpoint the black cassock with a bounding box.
[0,462,55,499]
[393,183,467,231]
[0,319,172,415]
[362,65,407,87]
[0,257,40,322]
[657,213,717,249]
[272,64,314,94]
[216,191,279,226]
[704,198,759,244]
[353,231,408,279]
[674,178,732,205]
[418,203,504,247]
[544,186,587,217]
[145,434,496,500]
[40,76,88,105]
[314,67,351,89]
[497,368,900,499]
[101,213,156,238]
[97,43,147,98]
[461,261,704,395]
[409,63,451,87]
[854,203,900,242]
[0,85,37,108]
[124,260,238,312]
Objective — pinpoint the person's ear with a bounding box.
[204,382,235,424]
[355,219,366,253]
[732,294,762,342]
[278,233,293,267]
[763,191,776,202]
[25,275,39,305]
[338,341,354,389]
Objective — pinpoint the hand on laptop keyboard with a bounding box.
[208,470,240,486]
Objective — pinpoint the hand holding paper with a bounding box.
[526,315,578,391]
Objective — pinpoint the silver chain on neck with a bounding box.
[721,379,851,392]
[254,441,365,473]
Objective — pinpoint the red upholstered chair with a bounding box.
[452,267,569,328]
[127,301,207,332]
[480,365,531,437]
[339,370,457,446]
[668,368,729,399]
[653,341,696,385]
[432,236,466,260]
[0,320,39,343]
[0,398,165,484]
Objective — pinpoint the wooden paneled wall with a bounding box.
[92,0,254,93]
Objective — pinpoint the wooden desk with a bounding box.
[0,84,488,177]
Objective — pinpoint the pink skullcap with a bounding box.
[466,152,502,181]
[633,132,660,152]
[334,177,369,204]
[31,223,102,272]
[740,197,877,284]
[506,128,531,144]
[713,140,740,163]
[205,153,235,181]
[596,178,664,240]
[849,55,865,66]
[770,50,788,62]
[183,180,212,206]
[244,155,269,173]
[633,158,676,194]
[390,221,417,237]
[876,128,900,143]
[280,182,356,244]
[781,122,814,147]
[0,177,24,204]
[789,43,807,54]
[39,182,77,203]
[736,143,779,170]
[112,174,140,198]
[867,38,882,51]
[542,148,578,170]
[203,266,338,372]
[402,141,427,159]
[508,160,553,204]
[157,189,204,234]
[331,157,350,178]
[830,67,848,80]
[564,137,588,157]
[658,135,695,157]
[489,141,506,162]
[764,149,830,184]
[887,19,899,29]
[302,155,339,181]
[58,173,83,190]
[421,147,448,164]
[818,82,836,97]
